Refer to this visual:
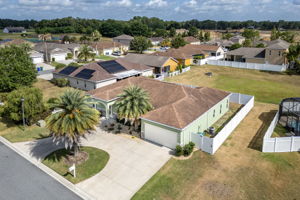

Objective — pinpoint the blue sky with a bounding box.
[0,0,299,21]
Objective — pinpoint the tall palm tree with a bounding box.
[114,85,153,130]
[46,89,99,156]
[77,45,95,62]
[40,34,51,62]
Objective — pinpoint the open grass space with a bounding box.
[0,118,50,142]
[272,123,289,137]
[95,55,116,61]
[42,146,109,184]
[133,103,300,200]
[164,65,300,104]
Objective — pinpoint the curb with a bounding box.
[0,136,95,200]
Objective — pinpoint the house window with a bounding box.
[84,82,87,88]
[77,80,79,85]
[269,50,271,56]
[226,99,229,108]
[220,104,222,114]
[213,110,215,117]
[278,51,281,56]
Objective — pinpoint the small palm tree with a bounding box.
[114,85,153,130]
[91,30,102,42]
[40,34,51,62]
[77,45,95,62]
[46,89,99,156]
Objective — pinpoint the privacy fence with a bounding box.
[194,55,224,66]
[192,93,254,154]
[207,60,287,72]
[262,112,300,153]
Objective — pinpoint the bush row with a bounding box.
[175,142,195,157]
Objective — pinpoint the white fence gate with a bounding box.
[192,93,254,154]
[207,60,287,72]
[262,112,300,153]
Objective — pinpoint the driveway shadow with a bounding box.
[248,110,277,152]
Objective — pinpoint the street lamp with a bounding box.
[21,98,25,128]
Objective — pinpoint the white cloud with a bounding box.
[146,0,168,8]
[104,0,132,7]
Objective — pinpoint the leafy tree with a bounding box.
[204,32,211,41]
[0,45,36,92]
[256,43,265,48]
[198,30,204,42]
[243,39,252,47]
[222,33,234,40]
[169,27,176,37]
[128,21,150,37]
[46,90,99,156]
[91,30,102,42]
[160,39,171,47]
[229,43,242,50]
[77,45,95,61]
[79,35,91,44]
[242,29,259,41]
[285,43,300,71]
[62,35,71,43]
[130,36,152,54]
[154,29,168,38]
[280,31,295,43]
[114,85,153,130]
[171,35,186,49]
[3,87,44,125]
[188,26,198,37]
[271,27,280,40]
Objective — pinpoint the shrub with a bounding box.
[66,53,73,59]
[51,78,69,87]
[175,145,183,156]
[55,63,66,69]
[68,62,81,67]
[183,142,195,156]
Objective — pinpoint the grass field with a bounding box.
[95,55,116,61]
[164,65,300,104]
[133,103,300,200]
[42,146,109,184]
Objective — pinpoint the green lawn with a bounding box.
[272,123,289,137]
[165,65,300,104]
[42,146,109,184]
[95,55,116,61]
[34,78,71,100]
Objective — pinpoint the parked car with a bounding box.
[112,51,121,56]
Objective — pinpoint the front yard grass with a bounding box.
[164,65,300,104]
[42,146,109,184]
[134,103,300,200]
[95,55,116,61]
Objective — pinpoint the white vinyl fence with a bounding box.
[207,60,287,72]
[155,66,191,80]
[192,93,254,154]
[194,55,224,66]
[262,112,300,152]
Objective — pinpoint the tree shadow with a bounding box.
[248,110,277,151]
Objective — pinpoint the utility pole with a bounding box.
[21,98,25,129]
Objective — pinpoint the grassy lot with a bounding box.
[42,146,109,184]
[95,55,116,61]
[164,65,300,104]
[133,103,300,200]
[272,123,289,137]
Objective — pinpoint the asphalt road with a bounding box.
[0,141,82,200]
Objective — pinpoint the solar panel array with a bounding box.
[59,66,77,75]
[99,60,127,74]
[75,69,95,79]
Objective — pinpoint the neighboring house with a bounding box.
[149,37,164,46]
[53,58,153,90]
[205,39,234,49]
[3,27,26,33]
[91,41,128,56]
[87,76,230,149]
[0,39,33,47]
[33,43,81,62]
[153,49,194,66]
[29,50,44,64]
[122,53,178,77]
[176,29,188,34]
[226,39,290,65]
[183,36,201,45]
[113,34,134,46]
[184,44,225,57]
[230,35,246,44]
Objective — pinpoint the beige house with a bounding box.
[113,34,133,46]
[183,36,201,45]
[91,41,128,56]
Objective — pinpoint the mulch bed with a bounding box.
[63,151,89,165]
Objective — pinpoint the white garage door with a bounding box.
[144,123,178,149]
[52,54,66,61]
[32,57,44,64]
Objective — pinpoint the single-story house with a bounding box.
[152,49,194,66]
[33,43,81,62]
[53,58,153,90]
[91,41,128,56]
[122,53,178,76]
[226,39,290,65]
[181,44,225,57]
[113,34,134,47]
[29,50,44,64]
[87,76,230,149]
[230,35,246,44]
[183,36,201,45]
[3,27,26,33]
[149,37,164,46]
[0,39,33,47]
[205,39,234,49]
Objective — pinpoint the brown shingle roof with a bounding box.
[183,36,200,43]
[123,53,177,68]
[113,34,134,40]
[87,77,230,129]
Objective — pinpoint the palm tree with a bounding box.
[46,89,99,157]
[77,45,95,62]
[114,85,153,130]
[91,30,102,42]
[40,34,51,62]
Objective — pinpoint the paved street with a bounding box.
[14,129,172,200]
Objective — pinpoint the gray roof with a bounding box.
[230,35,245,40]
[0,141,82,200]
[266,39,290,50]
[149,37,164,42]
[4,27,25,31]
[123,53,176,68]
[113,34,134,40]
[33,43,80,54]
[227,47,266,59]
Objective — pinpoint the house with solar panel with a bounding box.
[53,59,153,90]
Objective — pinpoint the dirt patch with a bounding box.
[63,151,89,165]
[202,180,235,199]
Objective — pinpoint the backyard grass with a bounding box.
[164,65,300,104]
[133,103,300,200]
[0,118,50,142]
[272,123,289,137]
[42,146,109,184]
[95,55,116,61]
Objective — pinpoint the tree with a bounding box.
[204,32,211,41]
[154,29,168,38]
[160,39,171,47]
[114,85,153,130]
[128,21,150,37]
[171,35,186,49]
[46,90,99,156]
[79,35,91,44]
[3,87,44,125]
[130,36,152,54]
[271,27,280,40]
[256,43,265,48]
[229,43,242,50]
[280,31,295,43]
[0,45,36,92]
[243,39,252,47]
[91,30,102,42]
[77,45,95,62]
[188,26,198,37]
[198,30,204,42]
[285,43,300,71]
[40,34,51,62]
[242,29,259,41]
[169,27,176,37]
[222,33,234,40]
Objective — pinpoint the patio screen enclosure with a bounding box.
[279,98,300,135]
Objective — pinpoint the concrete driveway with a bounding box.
[14,129,172,200]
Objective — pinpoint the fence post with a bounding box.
[290,136,294,152]
[274,137,277,152]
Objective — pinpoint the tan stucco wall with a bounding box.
[265,49,287,65]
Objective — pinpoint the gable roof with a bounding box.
[33,42,80,54]
[183,36,200,43]
[87,77,230,129]
[149,37,164,43]
[90,41,124,51]
[226,47,266,59]
[266,39,290,50]
[113,34,134,40]
[54,58,152,82]
[123,53,177,68]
